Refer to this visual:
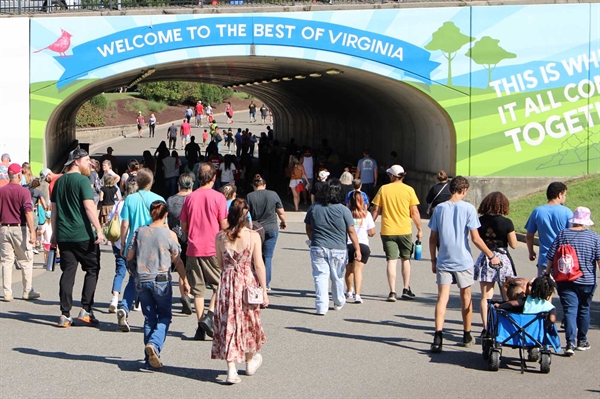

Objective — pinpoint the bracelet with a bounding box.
[487,255,496,261]
[431,258,437,262]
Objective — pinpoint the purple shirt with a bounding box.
[0,183,33,225]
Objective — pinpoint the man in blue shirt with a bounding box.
[428,176,499,353]
[117,168,165,332]
[355,148,378,199]
[525,182,573,277]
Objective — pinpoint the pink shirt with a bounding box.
[179,187,227,257]
[181,122,191,136]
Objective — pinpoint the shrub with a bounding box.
[138,81,233,106]
[76,102,105,127]
[89,94,108,110]
[148,100,167,113]
[125,100,148,115]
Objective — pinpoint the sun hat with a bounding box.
[64,149,89,166]
[569,206,594,226]
[386,165,405,177]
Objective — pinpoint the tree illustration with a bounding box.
[425,22,474,86]
[466,36,517,84]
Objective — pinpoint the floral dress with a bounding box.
[211,232,266,363]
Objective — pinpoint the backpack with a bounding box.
[215,132,223,143]
[552,230,583,282]
[126,172,137,187]
[91,171,102,195]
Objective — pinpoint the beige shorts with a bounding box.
[186,255,221,298]
[436,268,474,289]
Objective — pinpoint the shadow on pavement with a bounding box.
[280,247,309,252]
[427,350,486,371]
[344,317,464,335]
[267,303,316,315]
[0,310,59,327]
[267,288,313,299]
[13,347,223,382]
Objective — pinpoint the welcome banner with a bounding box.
[53,16,440,88]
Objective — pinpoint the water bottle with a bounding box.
[46,247,57,272]
[414,240,422,260]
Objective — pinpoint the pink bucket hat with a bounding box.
[569,206,594,226]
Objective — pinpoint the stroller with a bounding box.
[481,264,561,373]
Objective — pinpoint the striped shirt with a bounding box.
[546,228,600,285]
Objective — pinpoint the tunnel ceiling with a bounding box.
[48,56,455,176]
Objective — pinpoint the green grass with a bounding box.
[510,175,600,234]
[231,91,253,100]
[125,100,148,114]
[147,100,167,113]
[103,92,141,100]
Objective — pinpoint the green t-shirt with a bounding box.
[51,172,95,243]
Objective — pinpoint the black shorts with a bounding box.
[137,124,142,130]
[347,243,371,264]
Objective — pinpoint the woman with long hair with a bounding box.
[474,191,518,331]
[126,200,190,369]
[211,198,269,384]
[219,154,237,186]
[344,191,376,304]
[21,162,33,186]
[247,174,287,290]
[148,113,157,138]
[142,150,156,174]
[288,155,308,212]
[225,101,234,124]
[163,150,180,198]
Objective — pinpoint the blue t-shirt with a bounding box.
[357,157,377,184]
[226,199,252,222]
[304,203,354,250]
[546,228,600,285]
[428,200,481,272]
[523,296,555,314]
[345,190,369,206]
[525,204,573,266]
[120,190,165,248]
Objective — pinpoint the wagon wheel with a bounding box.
[540,353,551,374]
[527,348,540,362]
[489,350,500,371]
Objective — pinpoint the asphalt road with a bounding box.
[1,115,598,398]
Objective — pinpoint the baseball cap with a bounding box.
[107,146,114,152]
[64,149,89,166]
[40,168,51,179]
[1,153,10,161]
[7,163,22,175]
[318,170,330,180]
[386,165,405,177]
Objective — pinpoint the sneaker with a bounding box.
[246,353,263,376]
[133,302,142,312]
[226,371,241,384]
[354,294,363,304]
[57,315,72,328]
[315,311,326,316]
[77,309,100,326]
[55,257,60,264]
[180,296,193,315]
[145,344,162,369]
[401,287,416,300]
[387,292,397,302]
[194,324,206,341]
[459,332,474,348]
[22,289,41,300]
[565,343,575,356]
[108,297,118,313]
[576,341,591,351]
[345,291,354,300]
[32,248,40,254]
[266,286,272,292]
[3,294,14,302]
[199,311,214,338]
[334,303,344,311]
[116,308,130,332]
[431,331,443,353]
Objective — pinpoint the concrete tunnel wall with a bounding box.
[46,57,455,207]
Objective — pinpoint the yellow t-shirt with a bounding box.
[372,182,420,235]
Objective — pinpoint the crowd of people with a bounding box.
[0,125,598,381]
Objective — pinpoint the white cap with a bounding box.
[386,165,405,177]
[318,170,330,180]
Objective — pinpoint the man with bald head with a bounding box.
[180,162,227,340]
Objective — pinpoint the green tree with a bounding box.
[138,81,233,106]
[465,36,517,84]
[425,22,474,86]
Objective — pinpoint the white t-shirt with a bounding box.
[109,200,125,250]
[302,156,314,179]
[220,163,237,183]
[347,212,375,245]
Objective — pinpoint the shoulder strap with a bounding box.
[432,183,448,203]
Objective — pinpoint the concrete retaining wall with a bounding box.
[76,124,134,145]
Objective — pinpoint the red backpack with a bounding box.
[552,231,583,282]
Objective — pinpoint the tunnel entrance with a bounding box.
[46,56,455,189]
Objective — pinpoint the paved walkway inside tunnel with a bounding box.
[1,209,599,397]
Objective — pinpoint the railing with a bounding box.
[0,0,397,14]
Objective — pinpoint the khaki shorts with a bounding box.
[381,234,413,260]
[436,268,474,289]
[186,256,221,298]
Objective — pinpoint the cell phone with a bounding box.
[156,274,168,282]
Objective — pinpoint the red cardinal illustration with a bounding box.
[34,29,72,57]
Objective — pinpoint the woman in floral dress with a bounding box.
[211,198,269,384]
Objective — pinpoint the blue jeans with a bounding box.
[111,245,127,293]
[120,278,136,313]
[309,247,347,314]
[263,230,279,288]
[137,279,173,363]
[557,282,596,345]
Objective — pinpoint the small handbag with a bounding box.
[103,211,121,242]
[243,286,263,305]
[295,182,305,193]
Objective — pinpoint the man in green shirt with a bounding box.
[51,149,105,328]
